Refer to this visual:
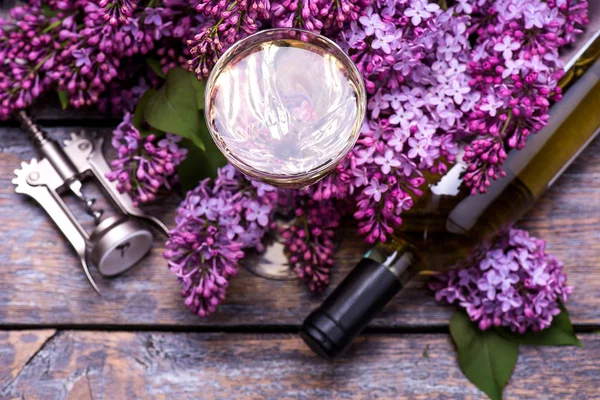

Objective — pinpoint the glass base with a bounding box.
[242,240,297,280]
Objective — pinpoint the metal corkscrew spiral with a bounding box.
[15,111,47,145]
[81,196,104,223]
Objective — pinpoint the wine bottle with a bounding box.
[300,56,600,360]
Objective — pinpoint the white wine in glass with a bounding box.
[204,28,366,188]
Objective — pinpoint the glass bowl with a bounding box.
[204,28,366,188]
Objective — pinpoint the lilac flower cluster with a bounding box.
[98,0,138,25]
[326,0,472,243]
[270,0,370,34]
[187,0,369,78]
[1,0,370,114]
[281,196,342,291]
[167,0,585,315]
[187,0,270,78]
[430,228,572,333]
[460,0,589,193]
[51,1,179,108]
[155,0,201,76]
[0,0,205,117]
[3,0,587,319]
[0,4,55,118]
[99,64,157,115]
[311,0,588,244]
[105,113,187,206]
[164,165,277,316]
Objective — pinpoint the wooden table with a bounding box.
[1,2,600,396]
[0,104,599,399]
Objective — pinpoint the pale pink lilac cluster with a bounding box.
[105,113,187,206]
[326,0,473,243]
[281,197,342,291]
[460,0,589,193]
[164,165,278,316]
[430,228,572,333]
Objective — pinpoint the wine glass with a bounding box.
[204,28,366,189]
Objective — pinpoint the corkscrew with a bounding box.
[12,111,169,295]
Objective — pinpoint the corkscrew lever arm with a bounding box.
[12,161,101,295]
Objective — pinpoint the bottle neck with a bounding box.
[364,237,420,287]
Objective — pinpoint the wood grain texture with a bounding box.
[0,329,56,387]
[0,330,598,400]
[0,126,599,328]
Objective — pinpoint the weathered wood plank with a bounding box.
[0,330,598,399]
[0,126,599,328]
[0,329,56,387]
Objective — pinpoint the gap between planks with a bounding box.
[0,323,596,334]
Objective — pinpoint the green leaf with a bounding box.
[497,307,582,347]
[57,90,69,110]
[145,57,166,79]
[133,88,157,133]
[190,77,206,110]
[176,139,207,194]
[144,67,202,143]
[450,311,519,400]
[175,113,227,193]
[176,136,227,194]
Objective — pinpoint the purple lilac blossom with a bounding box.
[187,0,271,78]
[2,0,588,319]
[187,0,370,79]
[0,0,203,117]
[430,227,572,333]
[99,58,162,114]
[281,196,342,291]
[0,4,56,118]
[460,0,589,193]
[154,0,206,75]
[327,0,472,243]
[164,165,278,316]
[98,0,138,25]
[269,0,370,35]
[105,113,188,206]
[315,0,588,243]
[49,2,143,108]
[50,1,174,108]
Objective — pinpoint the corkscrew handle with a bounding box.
[300,258,405,359]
